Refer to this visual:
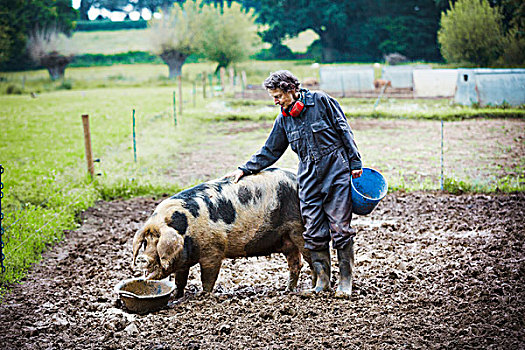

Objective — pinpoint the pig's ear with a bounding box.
[132,228,146,268]
[157,226,184,270]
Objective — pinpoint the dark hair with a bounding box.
[263,70,301,92]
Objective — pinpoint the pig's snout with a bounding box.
[134,255,150,269]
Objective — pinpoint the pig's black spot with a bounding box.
[171,180,236,224]
[182,198,200,218]
[202,196,214,217]
[173,184,210,219]
[217,198,236,224]
[210,179,229,194]
[267,181,300,229]
[245,181,300,256]
[181,236,200,267]
[276,181,300,223]
[175,184,209,200]
[205,196,236,224]
[254,187,263,202]
[169,211,188,236]
[238,186,253,205]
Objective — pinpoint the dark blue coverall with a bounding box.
[239,89,362,251]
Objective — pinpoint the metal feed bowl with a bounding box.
[114,277,175,314]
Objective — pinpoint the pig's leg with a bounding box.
[289,229,317,288]
[175,268,190,298]
[281,235,302,291]
[284,250,302,291]
[199,262,222,293]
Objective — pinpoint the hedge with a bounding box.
[70,51,161,67]
[70,51,202,67]
[75,19,148,32]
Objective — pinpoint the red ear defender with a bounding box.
[282,100,305,117]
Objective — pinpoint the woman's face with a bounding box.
[268,88,296,109]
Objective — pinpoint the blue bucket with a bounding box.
[351,168,388,215]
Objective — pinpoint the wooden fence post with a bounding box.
[81,114,95,178]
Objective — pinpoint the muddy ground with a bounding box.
[0,189,523,349]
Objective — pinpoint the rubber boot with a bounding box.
[302,249,331,295]
[335,238,354,299]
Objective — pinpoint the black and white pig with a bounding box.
[132,168,313,297]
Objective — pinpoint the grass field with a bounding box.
[0,61,323,93]
[62,29,155,54]
[0,60,524,290]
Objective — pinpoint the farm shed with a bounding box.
[454,69,525,107]
[319,66,374,93]
[413,69,458,98]
[382,66,431,89]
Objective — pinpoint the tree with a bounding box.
[362,0,442,61]
[249,0,442,63]
[438,0,504,66]
[200,2,260,71]
[252,0,353,63]
[0,0,77,70]
[498,26,525,66]
[149,1,205,78]
[0,25,10,65]
[78,0,96,20]
[27,27,74,80]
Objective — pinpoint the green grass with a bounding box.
[59,29,155,55]
[0,61,524,291]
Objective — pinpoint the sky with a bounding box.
[71,0,158,21]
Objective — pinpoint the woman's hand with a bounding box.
[224,169,245,183]
[351,169,363,179]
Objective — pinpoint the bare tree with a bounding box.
[149,2,207,79]
[27,27,74,81]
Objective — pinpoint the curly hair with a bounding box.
[262,70,301,92]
